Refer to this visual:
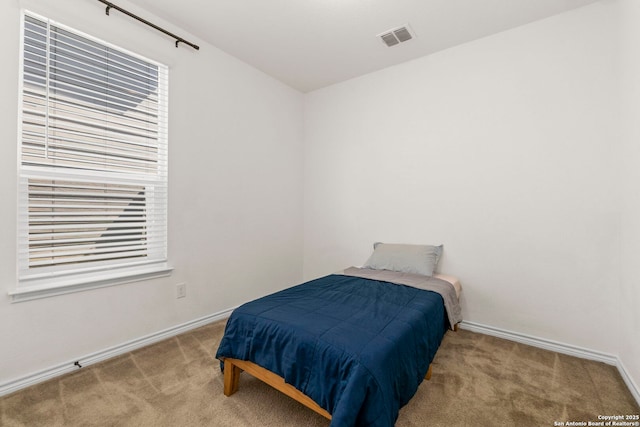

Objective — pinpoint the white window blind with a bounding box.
[15,12,170,300]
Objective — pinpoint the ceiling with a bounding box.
[124,0,599,93]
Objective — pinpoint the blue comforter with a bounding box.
[215,274,447,427]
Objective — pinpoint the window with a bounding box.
[13,11,171,301]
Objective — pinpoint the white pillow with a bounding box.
[363,243,443,277]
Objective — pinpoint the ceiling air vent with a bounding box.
[378,24,415,47]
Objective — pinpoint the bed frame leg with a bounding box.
[424,364,433,381]
[223,359,241,396]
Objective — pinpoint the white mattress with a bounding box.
[342,267,462,300]
[433,273,462,300]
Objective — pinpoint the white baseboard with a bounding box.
[459,320,618,364]
[460,320,640,407]
[0,307,235,397]
[616,357,640,408]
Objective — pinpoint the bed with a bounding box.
[215,244,462,426]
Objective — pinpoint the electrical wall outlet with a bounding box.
[176,283,186,299]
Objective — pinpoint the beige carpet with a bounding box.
[1,320,638,426]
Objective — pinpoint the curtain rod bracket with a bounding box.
[175,40,180,48]
[105,6,111,15]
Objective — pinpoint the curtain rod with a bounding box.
[97,0,200,50]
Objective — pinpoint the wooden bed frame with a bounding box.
[222,357,432,421]
[221,323,458,420]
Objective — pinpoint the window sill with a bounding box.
[9,264,173,303]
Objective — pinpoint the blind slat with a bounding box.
[29,250,150,268]
[24,228,163,240]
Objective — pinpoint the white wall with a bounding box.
[0,0,303,385]
[304,2,622,355]
[617,0,640,399]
